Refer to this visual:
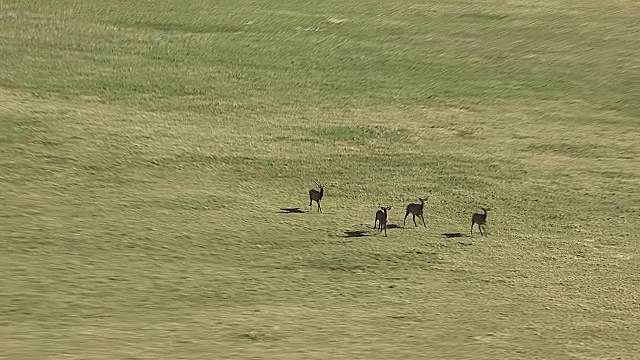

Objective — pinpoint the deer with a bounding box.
[308,182,324,213]
[471,207,489,236]
[374,205,391,237]
[404,197,427,228]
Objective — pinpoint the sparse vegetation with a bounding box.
[1,0,639,358]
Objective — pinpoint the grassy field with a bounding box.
[1,0,639,358]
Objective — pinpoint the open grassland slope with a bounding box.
[1,0,639,358]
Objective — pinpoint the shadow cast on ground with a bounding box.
[279,207,305,214]
[344,230,369,238]
[442,232,467,238]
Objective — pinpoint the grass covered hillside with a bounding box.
[1,0,638,358]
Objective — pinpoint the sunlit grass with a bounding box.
[1,0,639,358]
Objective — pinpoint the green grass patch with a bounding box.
[0,115,25,144]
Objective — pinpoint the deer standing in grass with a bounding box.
[404,197,427,228]
[374,205,391,237]
[308,182,324,213]
[471,207,489,236]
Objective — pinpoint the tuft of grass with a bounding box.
[458,12,508,21]
[0,116,25,144]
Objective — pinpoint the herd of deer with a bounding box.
[309,182,489,237]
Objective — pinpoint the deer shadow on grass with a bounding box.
[343,230,369,238]
[441,232,474,246]
[441,232,466,238]
[279,207,305,214]
[343,222,401,238]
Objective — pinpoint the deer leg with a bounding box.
[471,221,475,235]
[317,201,322,213]
[479,225,484,236]
[384,224,387,237]
[412,214,418,227]
[403,212,409,225]
[419,214,426,228]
